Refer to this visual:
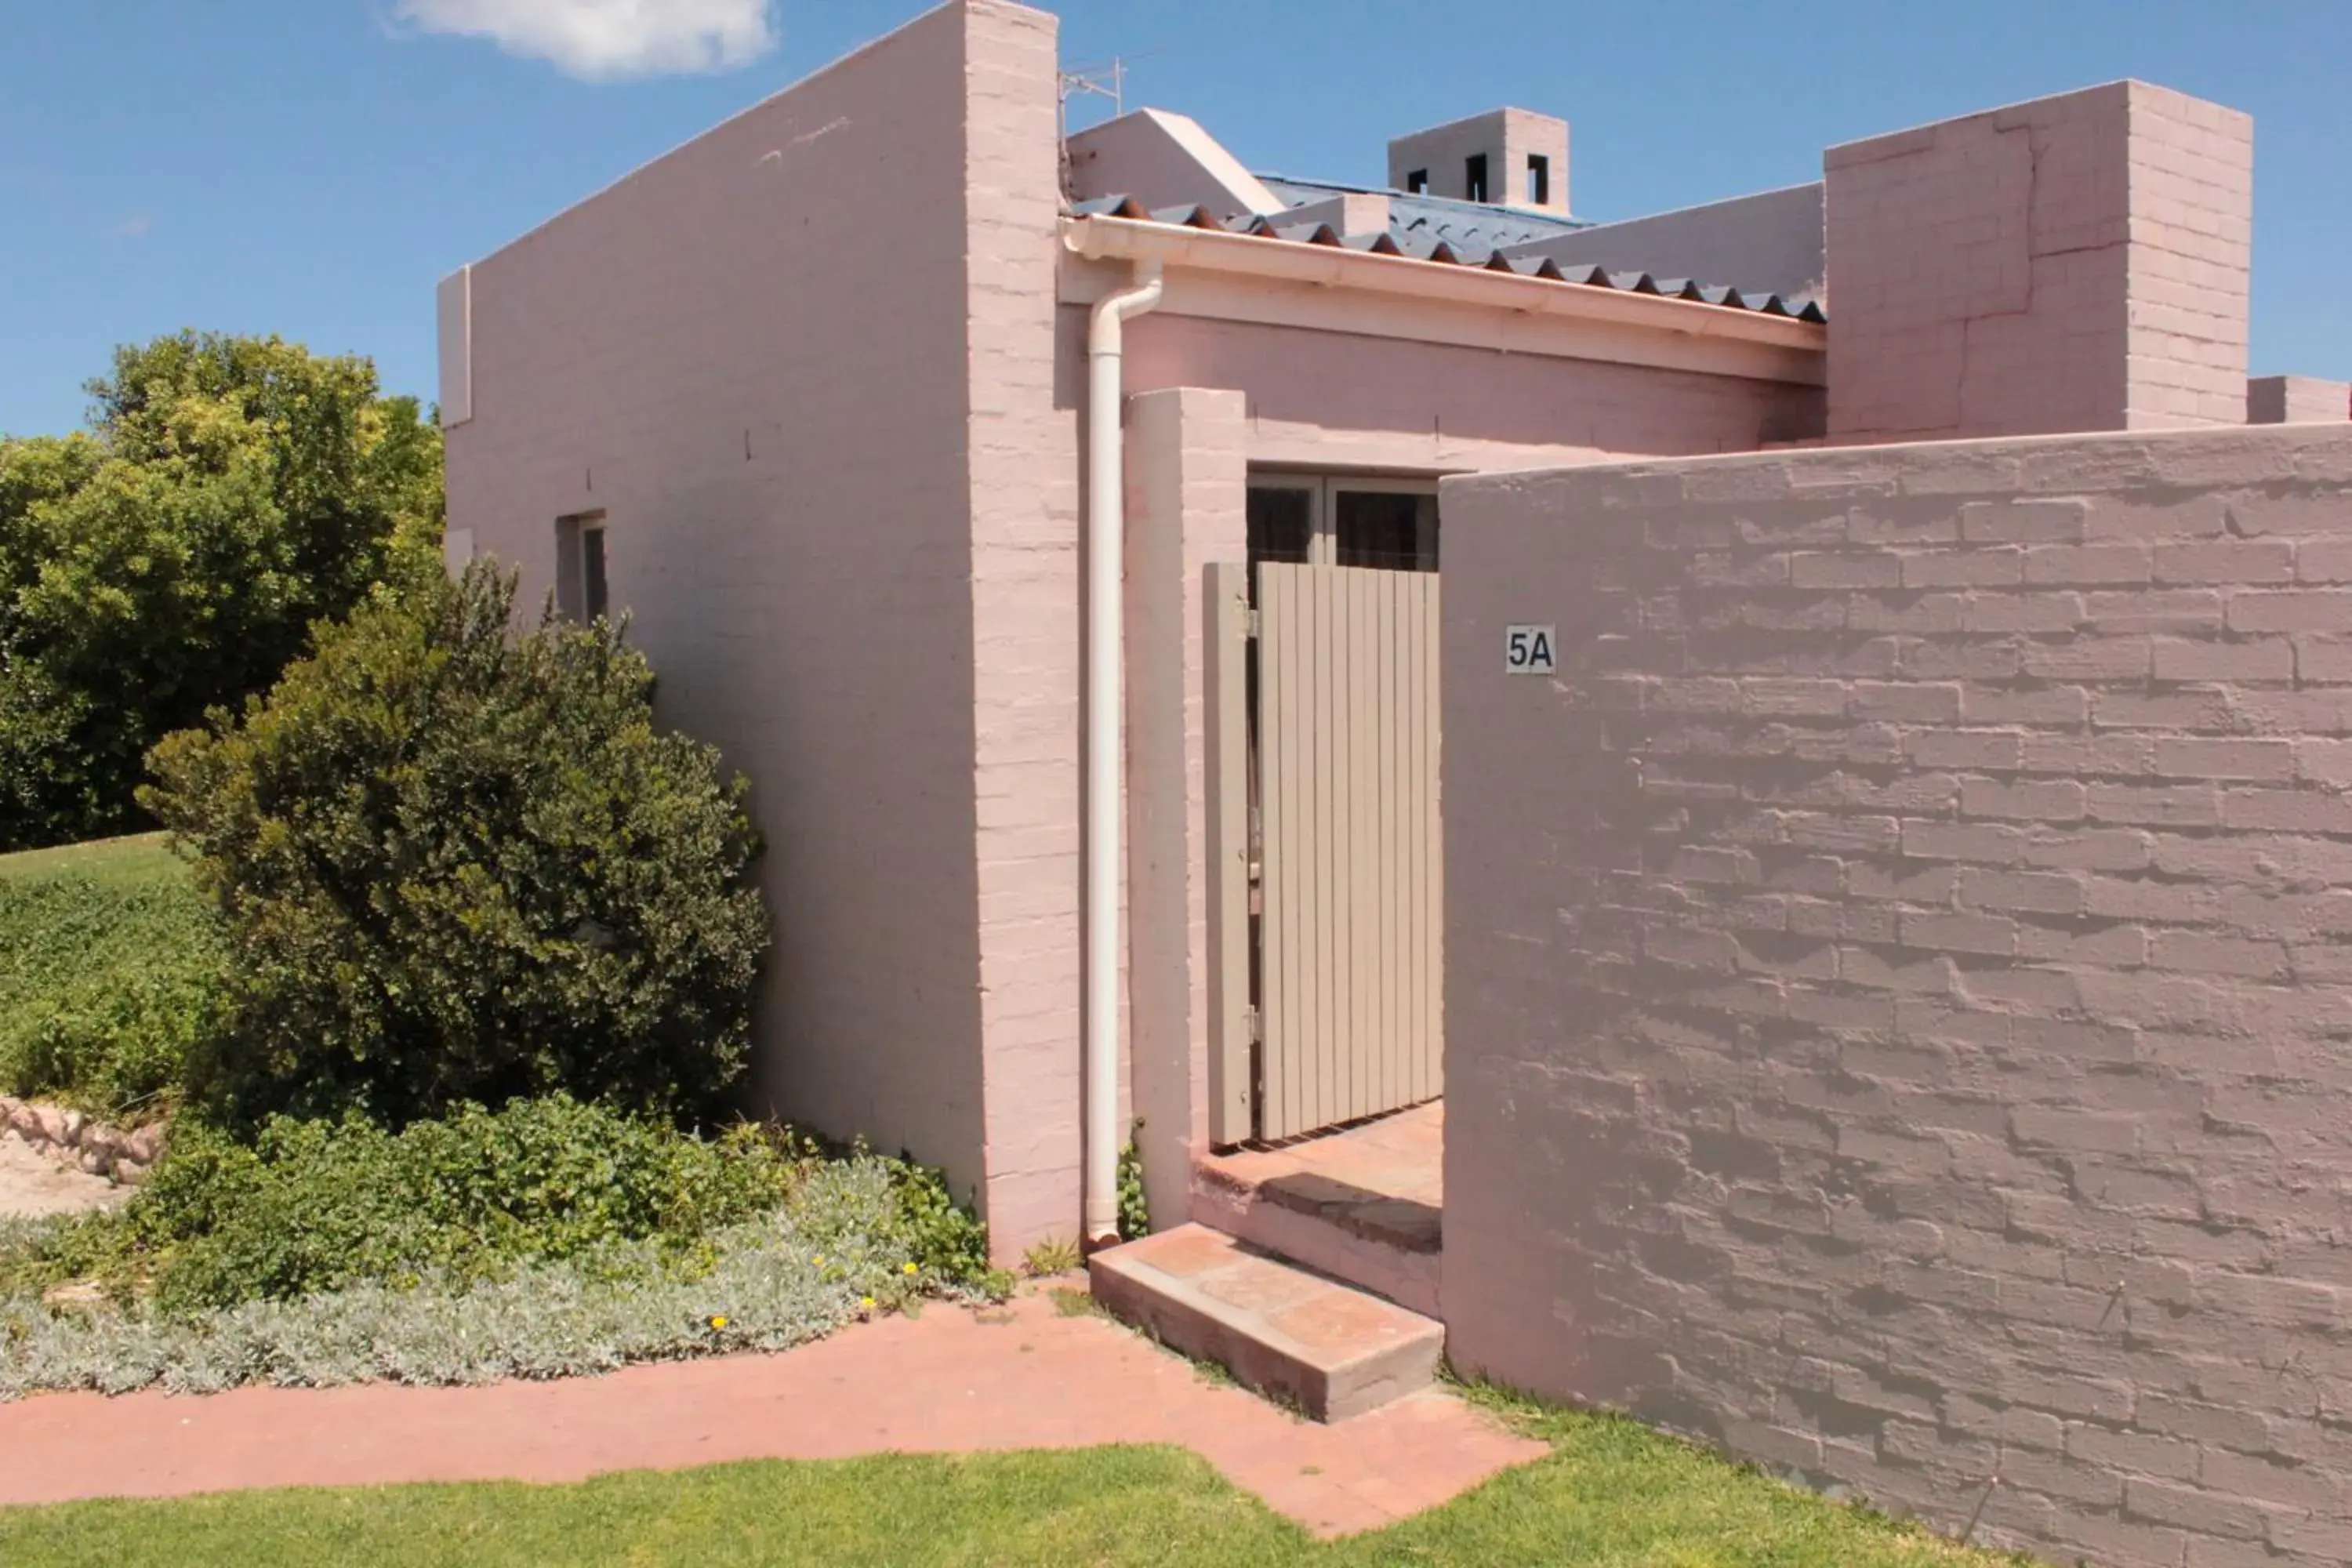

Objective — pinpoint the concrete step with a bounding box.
[1192,1159,1442,1319]
[1088,1224,1445,1422]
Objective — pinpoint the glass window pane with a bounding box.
[583,528,608,620]
[1247,486,1314,594]
[1334,491,1436,572]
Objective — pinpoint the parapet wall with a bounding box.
[1441,423,2352,1568]
[1826,82,2252,442]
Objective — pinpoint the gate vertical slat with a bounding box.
[1398,572,1420,1109]
[1204,564,1252,1146]
[1422,572,1445,1102]
[1374,566,1392,1114]
[1351,568,1379,1123]
[1275,564,1302,1138]
[1345,566,1364,1128]
[1316,568,1339,1130]
[1318,568,1338,1132]
[1300,564,1322,1131]
[1327,571,1345,1133]
[1298,566,1319,1132]
[1343,570,1364,1123]
[1403,571,1427,1107]
[1419,572,1439,1104]
[1262,568,1288,1139]
[1364,571,1392,1123]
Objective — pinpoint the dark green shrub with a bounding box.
[0,837,225,1118]
[140,560,768,1129]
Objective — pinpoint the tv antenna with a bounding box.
[1059,50,1164,121]
[1057,49,1169,204]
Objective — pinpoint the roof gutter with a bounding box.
[1060,214,1825,359]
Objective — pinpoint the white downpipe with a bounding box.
[1083,260,1163,1249]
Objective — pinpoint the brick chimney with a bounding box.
[1387,109,1569,213]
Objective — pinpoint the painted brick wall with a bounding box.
[2125,85,2256,431]
[1387,109,1570,213]
[442,2,1016,1223]
[1504,183,1826,304]
[1826,82,2251,442]
[963,0,1092,1259]
[2251,376,2352,425]
[1123,387,1250,1225]
[1119,314,1825,459]
[1442,424,2352,1568]
[1062,108,1281,221]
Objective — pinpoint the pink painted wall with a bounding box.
[1504,183,1825,303]
[2250,375,2352,424]
[1269,191,1392,241]
[1441,423,2352,1568]
[1827,81,2252,441]
[964,0,1092,1259]
[1123,387,1249,1224]
[1112,313,1825,459]
[1387,108,1570,213]
[1062,108,1279,220]
[441,0,1068,1248]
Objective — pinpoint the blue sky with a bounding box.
[3,1,2347,437]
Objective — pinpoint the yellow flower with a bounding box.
[859,1295,877,1311]
[706,1315,730,1330]
[902,1261,920,1276]
[813,1255,826,1267]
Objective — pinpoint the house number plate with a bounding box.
[1504,624,1557,675]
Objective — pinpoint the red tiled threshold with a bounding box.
[1192,1101,1445,1316]
[0,1285,1541,1539]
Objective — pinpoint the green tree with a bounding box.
[141,561,770,1131]
[0,332,442,850]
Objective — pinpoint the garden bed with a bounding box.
[0,1097,1005,1401]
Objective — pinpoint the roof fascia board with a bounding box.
[1060,216,1825,388]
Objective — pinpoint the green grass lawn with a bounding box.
[0,833,186,892]
[0,1395,2023,1567]
[0,833,221,1120]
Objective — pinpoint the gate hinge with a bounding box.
[1243,1006,1262,1045]
[1247,807,1263,881]
[1244,606,1261,640]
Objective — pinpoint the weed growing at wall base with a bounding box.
[1118,1120,1149,1241]
[1024,1236,1083,1277]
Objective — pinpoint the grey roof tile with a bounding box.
[1073,191,1826,324]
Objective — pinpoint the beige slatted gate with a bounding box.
[1205,561,1443,1145]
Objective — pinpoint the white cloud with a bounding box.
[111,213,155,240]
[393,0,779,81]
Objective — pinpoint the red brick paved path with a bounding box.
[0,1286,1543,1537]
